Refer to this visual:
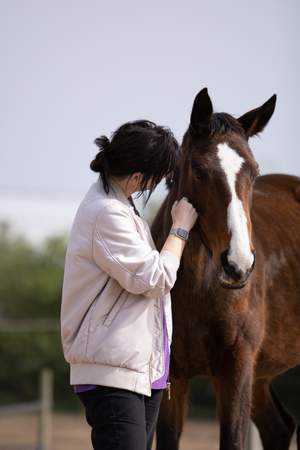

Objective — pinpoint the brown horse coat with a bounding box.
[152,88,300,450]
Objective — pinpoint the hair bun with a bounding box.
[94,135,111,153]
[90,135,111,173]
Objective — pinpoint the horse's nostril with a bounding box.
[251,249,256,270]
[220,249,245,282]
[220,249,229,268]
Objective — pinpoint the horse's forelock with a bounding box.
[210,113,246,138]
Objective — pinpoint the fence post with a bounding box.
[247,421,262,450]
[37,368,53,450]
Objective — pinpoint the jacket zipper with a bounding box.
[166,379,171,400]
[161,300,171,400]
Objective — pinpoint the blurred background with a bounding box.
[0,0,299,449]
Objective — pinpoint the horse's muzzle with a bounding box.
[218,249,256,289]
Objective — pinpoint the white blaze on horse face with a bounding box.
[217,142,254,274]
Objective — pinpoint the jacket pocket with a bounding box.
[102,288,129,328]
[66,278,110,363]
[85,277,110,342]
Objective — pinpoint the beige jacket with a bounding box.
[60,178,180,396]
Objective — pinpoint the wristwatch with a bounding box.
[169,227,189,241]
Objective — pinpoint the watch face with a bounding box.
[178,228,188,239]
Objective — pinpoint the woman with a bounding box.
[60,119,198,450]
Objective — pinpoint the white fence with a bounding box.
[0,368,53,450]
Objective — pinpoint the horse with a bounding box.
[151,87,300,450]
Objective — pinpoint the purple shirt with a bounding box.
[73,303,170,394]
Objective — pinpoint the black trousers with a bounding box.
[77,385,164,450]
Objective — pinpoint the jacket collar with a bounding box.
[108,178,134,209]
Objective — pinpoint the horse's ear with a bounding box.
[238,94,277,138]
[190,87,213,135]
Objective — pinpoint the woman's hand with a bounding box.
[171,197,198,231]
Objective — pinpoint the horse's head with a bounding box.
[178,87,276,289]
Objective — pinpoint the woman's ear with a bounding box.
[129,172,143,192]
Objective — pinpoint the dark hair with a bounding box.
[90,120,179,203]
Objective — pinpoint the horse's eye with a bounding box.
[251,168,260,181]
[195,168,209,180]
[191,162,209,180]
[245,163,259,182]
[249,171,256,182]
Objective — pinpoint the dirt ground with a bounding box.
[0,413,297,450]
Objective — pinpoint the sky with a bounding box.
[1,0,299,244]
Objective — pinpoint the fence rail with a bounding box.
[0,368,53,450]
[0,318,59,332]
